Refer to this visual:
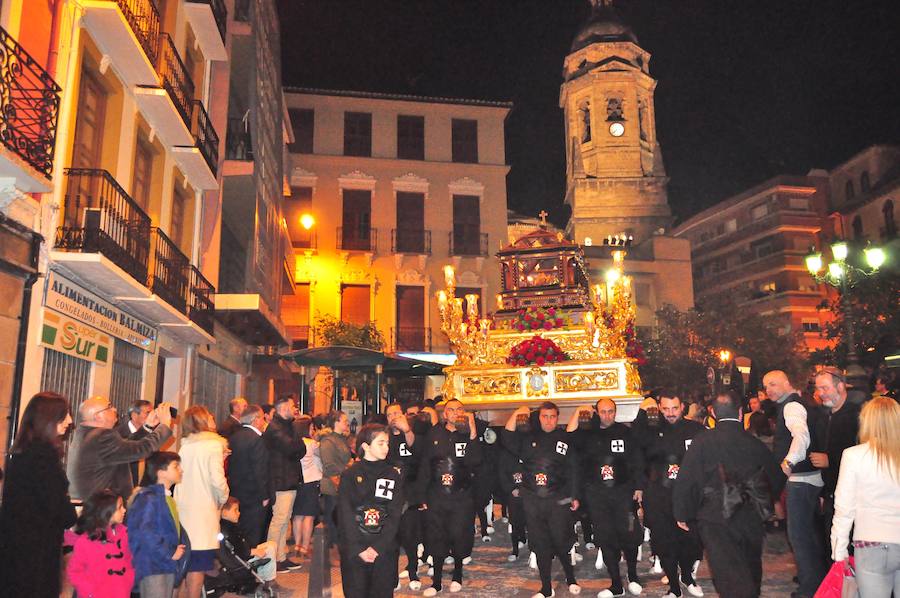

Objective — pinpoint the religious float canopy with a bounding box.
[437,223,644,416]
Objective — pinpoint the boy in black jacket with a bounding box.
[220,497,277,584]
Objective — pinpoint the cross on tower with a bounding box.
[538,210,548,226]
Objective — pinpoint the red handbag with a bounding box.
[814,558,858,598]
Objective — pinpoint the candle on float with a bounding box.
[479,318,491,337]
[496,294,503,310]
[443,265,455,287]
[584,311,594,333]
[465,294,478,320]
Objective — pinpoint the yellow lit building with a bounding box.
[281,88,511,410]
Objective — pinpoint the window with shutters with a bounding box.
[289,109,314,153]
[341,190,372,250]
[452,194,481,255]
[341,285,370,325]
[192,357,237,425]
[343,112,372,157]
[395,286,425,351]
[397,115,424,160]
[395,192,425,253]
[451,119,478,163]
[110,339,145,414]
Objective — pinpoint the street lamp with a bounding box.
[717,349,733,393]
[805,239,887,391]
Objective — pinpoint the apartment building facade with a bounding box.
[281,88,510,405]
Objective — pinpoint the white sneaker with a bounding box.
[585,542,596,551]
[486,526,495,534]
[691,560,700,578]
[400,570,410,579]
[627,580,642,595]
[651,557,663,574]
[683,582,703,597]
[449,581,462,593]
[508,524,514,534]
[444,556,454,565]
[501,516,508,523]
[418,543,425,558]
[507,553,518,562]
[530,591,555,598]
[409,580,422,591]
[569,584,582,595]
[427,567,434,577]
[636,545,642,561]
[643,528,650,543]
[661,593,679,598]
[481,535,492,543]
[423,587,440,597]
[427,555,434,565]
[529,551,538,570]
[462,556,472,565]
[594,551,605,570]
[596,589,624,598]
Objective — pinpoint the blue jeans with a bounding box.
[855,543,900,597]
[786,481,827,596]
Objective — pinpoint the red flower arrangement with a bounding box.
[624,323,647,366]
[512,306,566,332]
[507,335,570,367]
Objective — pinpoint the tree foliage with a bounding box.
[313,313,385,350]
[638,294,805,398]
[809,272,900,370]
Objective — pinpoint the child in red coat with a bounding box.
[66,489,135,598]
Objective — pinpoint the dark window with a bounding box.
[451,119,478,163]
[341,189,372,250]
[395,286,425,351]
[395,192,425,253]
[852,215,864,240]
[860,171,871,193]
[452,194,481,255]
[845,180,855,202]
[288,109,314,153]
[341,285,370,325]
[343,112,372,157]
[397,115,424,160]
[285,186,314,247]
[884,200,897,238]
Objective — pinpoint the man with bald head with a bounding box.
[68,396,174,500]
[764,369,828,598]
[567,399,645,597]
[219,397,249,438]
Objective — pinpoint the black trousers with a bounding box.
[238,501,266,547]
[698,510,765,598]
[339,548,398,598]
[507,492,527,553]
[399,506,423,578]
[424,491,474,566]
[644,482,702,591]
[587,486,642,587]
[522,491,577,593]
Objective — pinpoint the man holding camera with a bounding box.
[416,399,481,595]
[568,399,645,597]
[504,402,581,598]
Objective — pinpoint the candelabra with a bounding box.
[436,265,492,365]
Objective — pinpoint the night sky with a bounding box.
[277,0,900,227]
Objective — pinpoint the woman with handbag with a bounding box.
[831,397,900,597]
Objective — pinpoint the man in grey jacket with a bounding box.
[68,396,174,500]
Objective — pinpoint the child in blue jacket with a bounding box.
[127,451,190,598]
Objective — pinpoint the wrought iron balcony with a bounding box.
[337,226,376,252]
[0,27,62,179]
[189,265,215,335]
[55,168,152,284]
[392,327,432,352]
[115,0,161,64]
[391,228,431,255]
[149,227,190,314]
[189,100,218,176]
[155,33,195,129]
[225,116,253,160]
[449,231,488,257]
[187,0,227,43]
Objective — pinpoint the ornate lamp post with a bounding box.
[717,349,732,394]
[805,240,887,391]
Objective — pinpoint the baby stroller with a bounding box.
[203,534,275,597]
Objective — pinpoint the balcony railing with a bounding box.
[115,0,161,64]
[449,231,488,257]
[189,265,215,335]
[337,226,376,252]
[187,0,227,42]
[0,27,62,178]
[225,116,253,160]
[392,327,432,352]
[55,168,152,284]
[189,100,219,175]
[234,0,251,22]
[391,228,431,255]
[149,227,190,314]
[155,33,195,129]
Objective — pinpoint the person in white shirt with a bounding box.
[292,420,323,557]
[831,396,900,597]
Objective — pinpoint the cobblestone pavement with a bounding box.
[248,522,798,598]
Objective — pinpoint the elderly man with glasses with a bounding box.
[68,396,174,500]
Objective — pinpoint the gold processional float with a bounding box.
[436,225,646,422]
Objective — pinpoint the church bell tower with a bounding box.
[561,0,672,244]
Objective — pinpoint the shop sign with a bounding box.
[40,310,111,365]
[44,271,157,352]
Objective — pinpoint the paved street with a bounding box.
[259,522,797,598]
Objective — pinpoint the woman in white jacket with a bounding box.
[831,396,900,597]
[174,405,230,598]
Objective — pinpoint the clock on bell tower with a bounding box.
[560,0,672,245]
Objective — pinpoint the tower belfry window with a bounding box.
[606,97,624,121]
[578,101,591,143]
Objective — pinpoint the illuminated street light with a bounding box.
[718,349,732,365]
[300,213,315,230]
[864,246,886,270]
[805,252,823,274]
[831,240,849,262]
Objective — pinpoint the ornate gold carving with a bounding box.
[462,374,521,397]
[554,369,619,393]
